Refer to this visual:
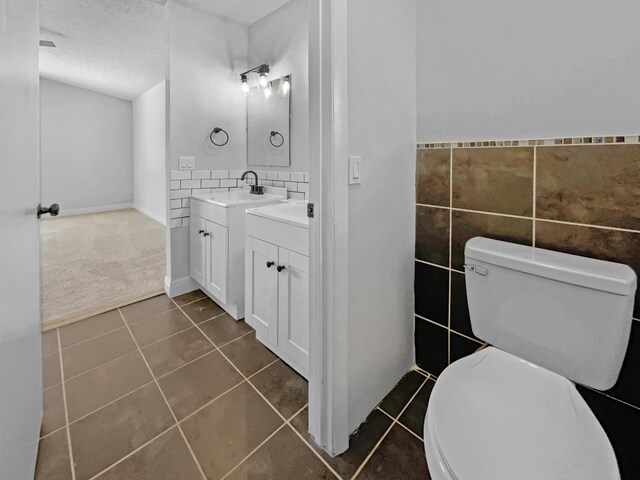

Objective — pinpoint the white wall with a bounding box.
[40,79,133,213]
[133,81,166,224]
[346,0,417,433]
[417,0,640,141]
[166,0,248,285]
[248,0,309,171]
[168,1,248,172]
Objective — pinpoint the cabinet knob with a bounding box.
[198,229,205,235]
[266,261,275,268]
[203,232,210,237]
[277,265,286,272]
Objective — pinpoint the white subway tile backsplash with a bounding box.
[192,170,211,180]
[170,189,191,199]
[181,179,201,189]
[168,169,309,228]
[170,171,191,180]
[170,208,189,219]
[201,179,220,188]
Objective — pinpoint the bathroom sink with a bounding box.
[192,186,286,207]
[245,201,309,228]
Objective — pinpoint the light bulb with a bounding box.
[279,77,290,96]
[241,81,250,94]
[259,73,269,89]
[263,82,272,99]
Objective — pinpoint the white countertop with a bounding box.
[245,201,309,228]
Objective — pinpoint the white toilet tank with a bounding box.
[464,237,636,390]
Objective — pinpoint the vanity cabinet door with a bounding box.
[245,237,279,345]
[190,216,206,286]
[277,248,309,378]
[205,220,229,305]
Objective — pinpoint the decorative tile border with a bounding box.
[169,169,309,228]
[417,135,640,149]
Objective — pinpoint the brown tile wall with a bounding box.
[414,142,640,399]
[415,141,640,477]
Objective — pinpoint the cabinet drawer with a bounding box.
[246,214,309,256]
[190,198,228,226]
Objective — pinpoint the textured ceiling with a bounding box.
[178,0,291,25]
[39,0,291,100]
[39,0,166,100]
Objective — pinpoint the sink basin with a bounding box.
[246,201,309,228]
[192,187,287,207]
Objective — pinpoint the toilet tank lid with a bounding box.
[465,237,637,296]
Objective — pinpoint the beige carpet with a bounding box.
[40,209,166,329]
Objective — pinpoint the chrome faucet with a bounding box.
[241,170,264,195]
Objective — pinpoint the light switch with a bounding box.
[349,156,362,185]
[179,156,195,171]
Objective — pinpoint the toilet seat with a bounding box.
[424,347,619,480]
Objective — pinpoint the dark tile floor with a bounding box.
[37,291,430,480]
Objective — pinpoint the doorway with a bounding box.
[38,0,167,329]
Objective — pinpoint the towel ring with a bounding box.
[270,131,285,148]
[210,127,229,147]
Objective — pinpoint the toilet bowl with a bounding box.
[423,348,619,480]
[422,237,636,480]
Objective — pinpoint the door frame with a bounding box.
[307,0,350,455]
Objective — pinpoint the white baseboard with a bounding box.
[56,203,133,217]
[164,275,198,298]
[133,204,167,226]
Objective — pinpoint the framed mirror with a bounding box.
[247,76,291,167]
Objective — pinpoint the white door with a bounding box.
[245,237,279,344]
[189,216,206,286]
[205,220,228,304]
[0,0,44,477]
[278,248,310,378]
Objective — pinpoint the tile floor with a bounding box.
[37,291,430,480]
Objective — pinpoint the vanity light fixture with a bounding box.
[263,81,273,99]
[278,75,291,96]
[239,63,270,95]
[240,74,250,94]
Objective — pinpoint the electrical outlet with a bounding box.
[179,156,195,171]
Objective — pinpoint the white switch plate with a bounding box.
[349,156,362,185]
[179,156,195,171]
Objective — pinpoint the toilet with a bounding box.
[424,237,636,480]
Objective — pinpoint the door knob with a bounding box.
[266,261,275,268]
[37,203,60,219]
[277,265,286,272]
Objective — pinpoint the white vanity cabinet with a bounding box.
[189,216,228,304]
[189,188,286,319]
[245,203,309,378]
